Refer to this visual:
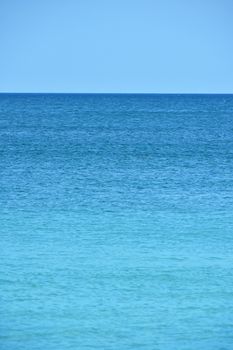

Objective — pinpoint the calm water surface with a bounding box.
[1,94,233,349]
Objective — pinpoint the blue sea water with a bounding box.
[1,93,233,350]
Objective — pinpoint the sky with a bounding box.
[0,0,233,93]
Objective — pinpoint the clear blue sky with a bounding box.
[1,0,233,93]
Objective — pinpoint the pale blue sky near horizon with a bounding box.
[0,0,233,93]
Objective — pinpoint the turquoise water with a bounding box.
[1,93,233,350]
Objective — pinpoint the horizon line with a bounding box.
[0,92,233,95]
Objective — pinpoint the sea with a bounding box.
[1,93,233,350]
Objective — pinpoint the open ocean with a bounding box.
[1,93,233,350]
